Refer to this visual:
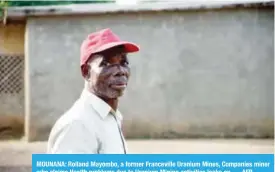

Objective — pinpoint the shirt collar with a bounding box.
[80,89,123,120]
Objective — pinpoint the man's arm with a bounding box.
[47,120,99,154]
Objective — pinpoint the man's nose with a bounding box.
[114,65,126,77]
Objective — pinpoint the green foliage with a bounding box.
[0,0,8,18]
[5,0,115,7]
[0,0,115,19]
[0,0,7,9]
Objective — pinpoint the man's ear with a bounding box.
[81,64,90,80]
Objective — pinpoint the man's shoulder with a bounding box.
[54,100,85,125]
[47,99,99,149]
[48,99,98,138]
[47,99,100,153]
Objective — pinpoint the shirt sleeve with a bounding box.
[47,120,99,154]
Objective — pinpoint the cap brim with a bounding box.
[95,41,140,54]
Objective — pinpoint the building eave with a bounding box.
[5,0,274,19]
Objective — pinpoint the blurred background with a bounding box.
[0,0,274,170]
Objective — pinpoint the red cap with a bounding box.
[80,28,140,66]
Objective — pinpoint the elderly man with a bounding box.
[47,28,139,154]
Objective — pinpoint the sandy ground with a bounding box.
[0,139,273,171]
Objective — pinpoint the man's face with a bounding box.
[83,46,130,99]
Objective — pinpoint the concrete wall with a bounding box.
[25,7,274,141]
[0,24,25,117]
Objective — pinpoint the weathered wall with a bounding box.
[0,24,25,117]
[25,7,274,141]
[0,24,25,54]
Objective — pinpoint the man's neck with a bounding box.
[86,87,118,111]
[103,98,118,112]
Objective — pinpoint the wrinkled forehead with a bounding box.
[87,54,103,64]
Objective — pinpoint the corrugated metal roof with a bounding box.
[6,0,274,18]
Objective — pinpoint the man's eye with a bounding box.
[101,61,110,66]
[122,61,129,66]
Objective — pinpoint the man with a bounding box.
[47,28,140,154]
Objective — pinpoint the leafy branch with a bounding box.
[0,0,114,24]
[0,0,8,24]
[4,0,114,7]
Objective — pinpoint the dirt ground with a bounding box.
[0,139,273,172]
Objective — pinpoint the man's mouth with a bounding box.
[110,83,127,89]
[110,82,127,90]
